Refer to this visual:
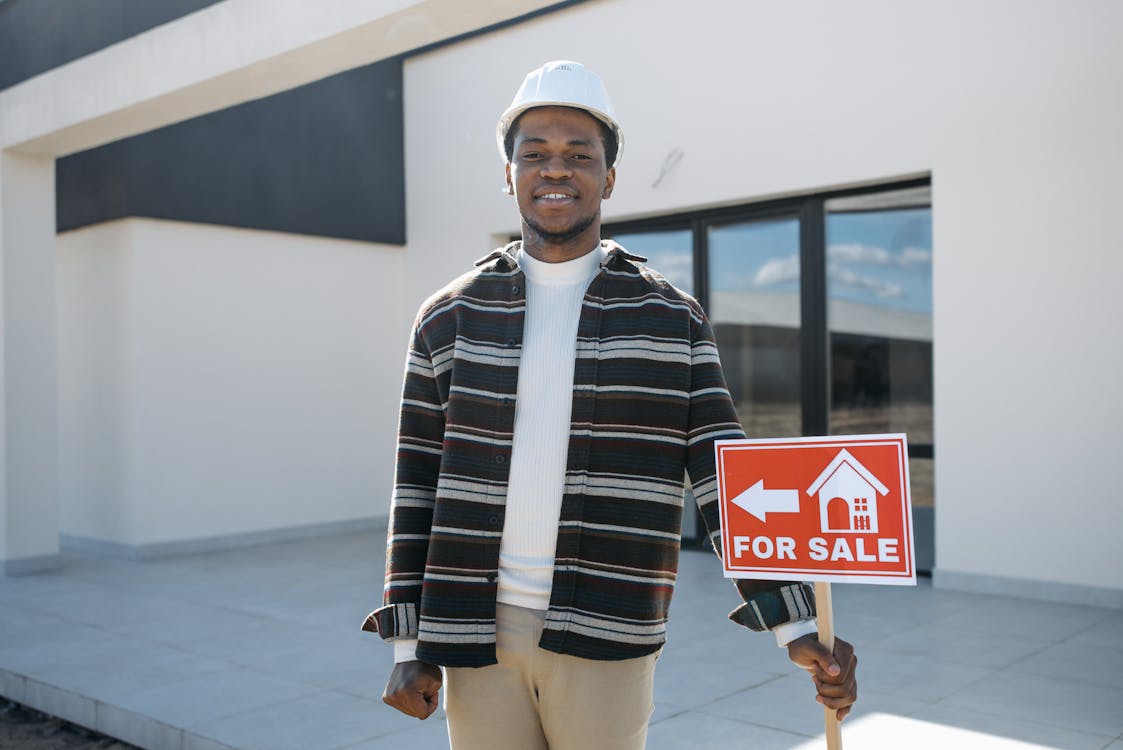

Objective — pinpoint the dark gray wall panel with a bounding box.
[0,0,224,90]
[56,59,406,245]
[54,143,130,229]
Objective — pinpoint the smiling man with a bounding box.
[365,60,857,750]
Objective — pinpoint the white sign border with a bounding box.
[715,433,917,587]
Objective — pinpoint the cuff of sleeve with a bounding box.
[393,638,420,663]
[772,618,819,647]
[728,583,816,632]
[360,602,419,641]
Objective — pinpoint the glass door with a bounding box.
[706,216,803,439]
[824,186,934,569]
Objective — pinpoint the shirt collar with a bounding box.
[475,240,647,272]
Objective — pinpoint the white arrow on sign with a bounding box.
[730,479,801,522]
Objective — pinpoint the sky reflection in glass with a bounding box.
[826,208,932,315]
[610,228,693,294]
[708,219,800,295]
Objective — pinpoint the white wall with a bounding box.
[1,153,59,571]
[57,219,410,548]
[400,0,1123,596]
[56,221,131,545]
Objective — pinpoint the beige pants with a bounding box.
[443,603,658,750]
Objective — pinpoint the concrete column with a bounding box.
[0,150,60,574]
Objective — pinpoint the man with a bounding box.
[365,60,857,749]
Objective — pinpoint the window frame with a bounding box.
[604,176,934,547]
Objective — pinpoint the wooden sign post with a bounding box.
[714,434,917,749]
[815,581,842,750]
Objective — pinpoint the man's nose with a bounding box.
[540,156,572,179]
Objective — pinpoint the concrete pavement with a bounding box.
[1,528,1120,749]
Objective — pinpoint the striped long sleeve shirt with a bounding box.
[362,241,815,667]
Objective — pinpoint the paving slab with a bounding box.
[186,690,417,750]
[104,604,271,646]
[938,669,1123,738]
[647,711,810,750]
[1068,611,1123,649]
[109,665,321,728]
[929,597,1113,643]
[699,672,928,738]
[1004,640,1123,688]
[785,712,1091,749]
[334,717,449,750]
[33,644,228,703]
[872,619,1053,670]
[910,704,1115,750]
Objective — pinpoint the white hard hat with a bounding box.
[496,60,624,167]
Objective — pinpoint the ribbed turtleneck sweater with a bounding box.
[496,243,604,610]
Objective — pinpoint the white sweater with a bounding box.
[496,244,604,610]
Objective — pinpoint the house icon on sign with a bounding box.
[806,449,890,534]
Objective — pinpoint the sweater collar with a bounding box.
[475,240,647,273]
[517,243,603,286]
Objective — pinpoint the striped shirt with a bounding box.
[363,241,815,667]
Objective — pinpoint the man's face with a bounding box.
[505,106,616,245]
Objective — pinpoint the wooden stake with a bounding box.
[815,581,843,750]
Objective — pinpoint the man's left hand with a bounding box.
[786,633,857,721]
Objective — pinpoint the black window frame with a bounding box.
[604,176,933,547]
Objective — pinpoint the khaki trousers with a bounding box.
[443,603,658,750]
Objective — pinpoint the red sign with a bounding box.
[715,434,916,585]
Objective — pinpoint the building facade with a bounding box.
[1,0,1120,608]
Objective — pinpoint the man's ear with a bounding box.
[602,166,616,199]
[504,163,514,195]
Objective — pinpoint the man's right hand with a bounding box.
[382,660,443,719]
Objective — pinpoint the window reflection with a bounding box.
[826,187,933,506]
[909,457,934,507]
[609,229,693,294]
[707,218,802,438]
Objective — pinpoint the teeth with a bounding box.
[541,193,570,200]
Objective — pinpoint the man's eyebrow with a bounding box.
[517,136,595,148]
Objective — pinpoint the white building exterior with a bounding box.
[2,0,1120,607]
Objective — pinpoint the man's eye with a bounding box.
[572,154,591,161]
[521,152,541,160]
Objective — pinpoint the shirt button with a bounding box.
[495,454,505,464]
[506,338,517,347]
[488,516,499,525]
[501,397,511,406]
[511,285,520,295]
[486,572,498,582]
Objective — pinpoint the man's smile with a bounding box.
[534,190,577,204]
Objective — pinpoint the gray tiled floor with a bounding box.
[2,529,1121,750]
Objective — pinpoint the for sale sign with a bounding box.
[715,434,916,585]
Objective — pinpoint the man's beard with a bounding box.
[522,210,598,244]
